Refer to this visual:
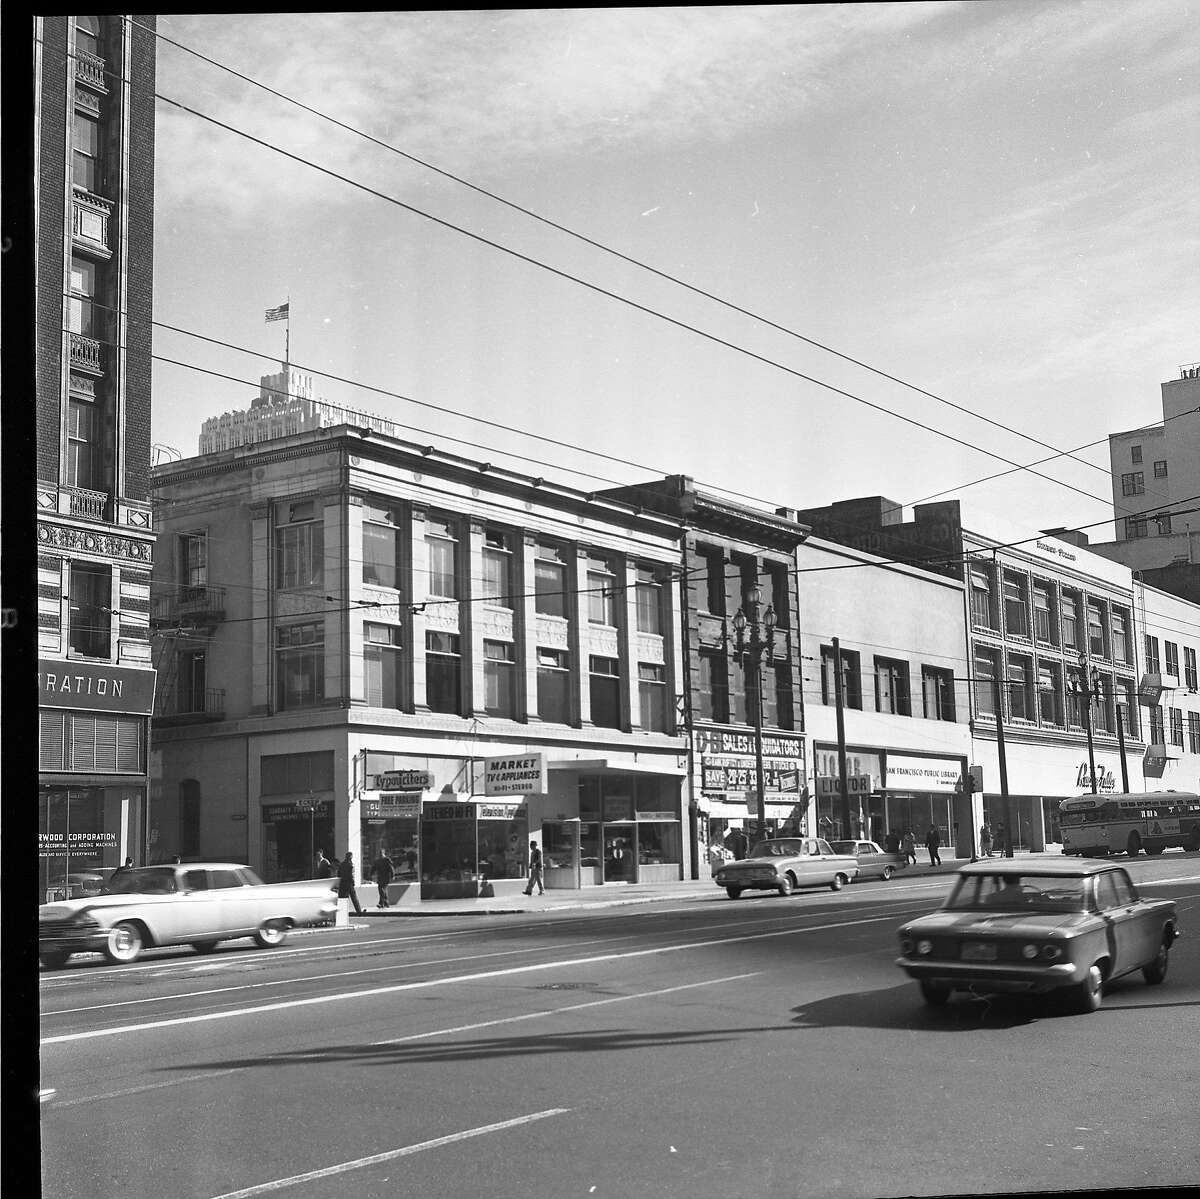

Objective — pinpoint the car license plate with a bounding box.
[961,942,997,961]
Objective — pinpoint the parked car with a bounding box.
[38,863,338,968]
[713,837,859,899]
[896,859,1180,1013]
[829,839,906,881]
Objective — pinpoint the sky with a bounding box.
[150,2,1200,545]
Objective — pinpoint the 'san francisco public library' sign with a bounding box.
[38,659,156,715]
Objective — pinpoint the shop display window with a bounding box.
[420,810,528,883]
[361,818,419,881]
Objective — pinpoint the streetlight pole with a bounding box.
[1077,654,1098,795]
[733,585,776,845]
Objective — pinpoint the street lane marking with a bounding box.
[369,972,760,1045]
[48,1068,242,1108]
[41,912,903,1045]
[206,1109,570,1198]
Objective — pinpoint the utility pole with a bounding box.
[992,672,1013,857]
[833,637,851,840]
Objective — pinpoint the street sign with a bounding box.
[294,796,317,811]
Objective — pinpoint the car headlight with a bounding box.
[916,939,933,956]
[1022,944,1039,960]
[900,937,915,954]
[1041,944,1063,960]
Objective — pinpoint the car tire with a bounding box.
[725,886,744,900]
[1145,843,1164,856]
[881,865,894,881]
[919,981,950,1006]
[190,941,219,954]
[1186,828,1200,852]
[253,920,289,948]
[103,921,146,965]
[40,950,71,970]
[777,874,795,897]
[1142,940,1170,985]
[1069,962,1104,1013]
[829,873,847,892]
[1126,831,1142,857]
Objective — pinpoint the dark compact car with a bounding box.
[896,859,1180,1014]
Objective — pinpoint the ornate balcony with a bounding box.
[74,49,107,92]
[72,188,113,255]
[64,485,108,521]
[151,585,227,630]
[69,333,102,376]
[159,687,226,723]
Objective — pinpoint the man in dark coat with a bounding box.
[373,850,394,908]
[925,825,942,867]
[337,851,363,914]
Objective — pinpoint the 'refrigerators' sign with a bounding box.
[39,659,157,715]
[483,753,546,796]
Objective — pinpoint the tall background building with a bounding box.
[35,15,159,899]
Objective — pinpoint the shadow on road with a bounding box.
[164,1024,793,1073]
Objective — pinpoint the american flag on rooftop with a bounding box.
[265,303,289,322]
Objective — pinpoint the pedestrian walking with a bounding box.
[925,824,942,866]
[337,851,363,914]
[315,848,334,879]
[523,840,544,896]
[994,821,1007,856]
[373,849,394,908]
[979,823,993,857]
[900,828,917,866]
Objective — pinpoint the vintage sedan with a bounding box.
[830,839,906,882]
[896,859,1180,1013]
[714,837,859,899]
[38,863,338,968]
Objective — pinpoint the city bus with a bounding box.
[1058,791,1200,857]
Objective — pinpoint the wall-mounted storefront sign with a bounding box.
[263,801,332,822]
[816,774,871,796]
[695,728,805,759]
[372,771,433,791]
[1075,763,1118,793]
[483,753,546,796]
[39,659,157,715]
[362,797,421,819]
[885,755,963,792]
[696,726,806,804]
[425,802,477,821]
[479,803,522,820]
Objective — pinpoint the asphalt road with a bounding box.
[38,858,1200,1199]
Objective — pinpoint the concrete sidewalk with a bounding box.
[357,852,1044,918]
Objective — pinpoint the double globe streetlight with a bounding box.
[732,585,776,844]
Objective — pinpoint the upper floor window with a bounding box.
[534,541,567,618]
[1149,705,1165,744]
[1032,580,1055,643]
[874,657,910,717]
[179,532,208,595]
[363,502,401,590]
[75,15,101,58]
[1120,472,1144,496]
[974,648,999,717]
[1007,655,1034,721]
[589,655,621,729]
[767,562,790,628]
[1154,460,1168,478]
[276,514,323,590]
[1184,646,1198,691]
[483,640,517,719]
[697,650,729,724]
[969,563,995,629]
[1110,609,1130,665]
[1038,662,1063,726]
[481,529,514,608]
[586,555,619,626]
[1087,600,1106,658]
[1165,641,1179,678]
[68,257,97,337]
[66,399,99,490]
[1061,590,1081,651]
[424,517,458,599]
[700,545,726,616]
[69,562,110,658]
[72,112,101,194]
[1156,513,1173,535]
[1125,516,1148,539]
[276,622,323,709]
[774,663,795,730]
[1189,713,1200,755]
[635,566,663,635]
[638,663,669,732]
[536,647,571,723]
[1131,444,1142,464]
[1002,571,1029,637]
[921,666,956,722]
[364,623,403,710]
[425,631,462,715]
[1170,707,1184,747]
[1145,635,1161,674]
[820,645,862,710]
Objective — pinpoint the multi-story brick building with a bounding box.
[150,425,690,900]
[599,477,810,863]
[35,15,158,899]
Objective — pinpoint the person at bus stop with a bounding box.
[979,823,993,857]
[925,824,942,866]
[337,851,363,914]
[900,828,916,865]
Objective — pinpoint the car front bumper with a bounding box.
[895,955,1085,993]
[40,927,110,954]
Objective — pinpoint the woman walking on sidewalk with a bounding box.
[901,828,917,866]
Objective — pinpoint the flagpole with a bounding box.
[285,294,290,367]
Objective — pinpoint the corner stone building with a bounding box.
[35,16,159,899]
